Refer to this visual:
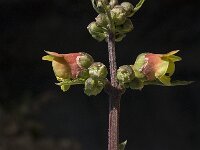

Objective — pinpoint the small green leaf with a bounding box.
[119,140,127,150]
[132,0,145,15]
[60,85,70,92]
[144,80,194,86]
[56,78,86,86]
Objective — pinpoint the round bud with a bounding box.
[84,77,105,96]
[88,62,108,78]
[117,65,135,83]
[96,0,109,13]
[76,52,94,69]
[116,19,133,33]
[95,13,108,28]
[77,69,90,79]
[121,2,134,17]
[87,22,107,41]
[111,5,126,25]
[109,0,118,8]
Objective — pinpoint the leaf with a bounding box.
[132,0,145,15]
[170,80,194,86]
[119,140,127,150]
[144,80,194,86]
[56,78,86,86]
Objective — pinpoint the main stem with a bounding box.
[108,32,122,150]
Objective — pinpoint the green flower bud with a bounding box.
[116,19,133,33]
[95,13,108,28]
[121,2,134,17]
[87,22,107,41]
[77,69,90,79]
[115,32,126,42]
[111,5,126,25]
[109,0,118,8]
[84,77,105,96]
[129,78,144,90]
[91,0,108,13]
[76,52,94,69]
[88,62,108,78]
[117,65,135,84]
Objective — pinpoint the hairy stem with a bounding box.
[107,32,122,150]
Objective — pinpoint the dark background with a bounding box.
[0,0,200,150]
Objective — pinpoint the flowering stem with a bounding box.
[107,32,123,150]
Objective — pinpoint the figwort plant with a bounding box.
[42,0,192,149]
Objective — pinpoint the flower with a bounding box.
[42,51,94,80]
[132,50,182,86]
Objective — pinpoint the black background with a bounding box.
[0,0,200,150]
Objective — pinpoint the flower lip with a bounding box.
[43,51,91,79]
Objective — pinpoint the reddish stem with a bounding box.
[107,32,123,150]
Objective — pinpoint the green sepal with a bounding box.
[119,140,127,150]
[115,33,126,42]
[132,0,145,15]
[131,53,147,79]
[42,55,54,61]
[129,78,144,90]
[60,85,70,92]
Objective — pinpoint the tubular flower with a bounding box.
[42,51,94,80]
[132,50,182,86]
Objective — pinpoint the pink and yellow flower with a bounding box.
[42,51,94,80]
[132,50,182,86]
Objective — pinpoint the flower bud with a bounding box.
[117,65,135,84]
[88,62,108,78]
[116,19,133,33]
[42,51,94,80]
[132,50,182,86]
[95,13,108,28]
[87,22,107,41]
[109,0,118,8]
[111,5,126,25]
[91,0,108,13]
[84,77,105,96]
[76,52,94,69]
[121,2,134,17]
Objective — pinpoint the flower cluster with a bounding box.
[116,50,190,90]
[42,51,108,96]
[87,0,144,42]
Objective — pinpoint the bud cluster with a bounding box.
[117,50,184,90]
[42,51,108,95]
[88,0,145,42]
